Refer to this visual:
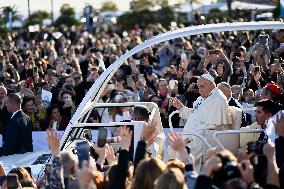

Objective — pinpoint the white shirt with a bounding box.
[180,88,232,133]
[11,109,22,119]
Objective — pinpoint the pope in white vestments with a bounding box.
[171,74,232,171]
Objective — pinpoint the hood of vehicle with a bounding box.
[0,150,51,179]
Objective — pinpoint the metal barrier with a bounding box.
[213,129,263,150]
[181,132,212,149]
[169,110,180,131]
[242,107,256,112]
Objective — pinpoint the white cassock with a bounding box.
[174,88,232,171]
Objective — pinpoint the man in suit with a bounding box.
[0,93,33,156]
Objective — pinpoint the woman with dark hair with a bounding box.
[22,96,41,130]
[60,89,76,119]
[39,105,69,131]
[8,167,37,188]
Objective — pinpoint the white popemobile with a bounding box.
[0,21,283,179]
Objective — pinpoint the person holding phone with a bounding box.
[247,66,266,91]
[61,90,76,119]
[39,105,69,131]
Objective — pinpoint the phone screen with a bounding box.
[97,128,108,148]
[0,176,6,186]
[255,66,260,72]
[33,66,38,74]
[76,141,90,168]
[47,69,53,76]
[7,174,19,189]
[126,77,132,86]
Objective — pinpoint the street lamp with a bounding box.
[51,0,54,24]
[27,0,31,20]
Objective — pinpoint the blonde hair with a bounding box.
[132,158,166,189]
[167,159,185,174]
[154,168,187,189]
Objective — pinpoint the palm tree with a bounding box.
[0,5,22,26]
[226,0,232,18]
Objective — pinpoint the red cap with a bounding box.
[26,77,33,85]
[266,84,281,96]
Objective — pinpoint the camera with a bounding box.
[247,140,266,155]
[258,34,269,46]
[212,161,241,187]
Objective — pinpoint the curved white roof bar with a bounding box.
[60,21,284,147]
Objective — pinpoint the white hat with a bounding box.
[200,74,215,84]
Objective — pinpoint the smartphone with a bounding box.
[255,66,260,72]
[47,69,53,76]
[169,80,177,90]
[7,173,19,189]
[108,84,115,90]
[0,176,6,186]
[126,77,132,86]
[63,94,72,103]
[140,59,144,65]
[33,66,38,75]
[76,141,90,168]
[97,127,108,148]
[146,66,153,75]
[37,87,42,95]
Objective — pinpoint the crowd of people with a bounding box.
[0,13,284,189]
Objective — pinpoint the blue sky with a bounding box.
[0,0,184,19]
[0,0,130,19]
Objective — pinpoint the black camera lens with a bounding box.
[247,141,266,155]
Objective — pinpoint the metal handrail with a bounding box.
[213,129,263,150]
[82,102,159,123]
[75,121,146,127]
[169,110,180,131]
[181,132,212,149]
[242,107,256,112]
[94,102,158,108]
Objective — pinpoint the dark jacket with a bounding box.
[107,149,129,189]
[1,110,33,156]
[134,140,147,170]
[275,136,284,168]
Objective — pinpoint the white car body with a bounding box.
[0,21,283,180]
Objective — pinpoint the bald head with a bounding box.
[197,77,215,98]
[217,82,232,100]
